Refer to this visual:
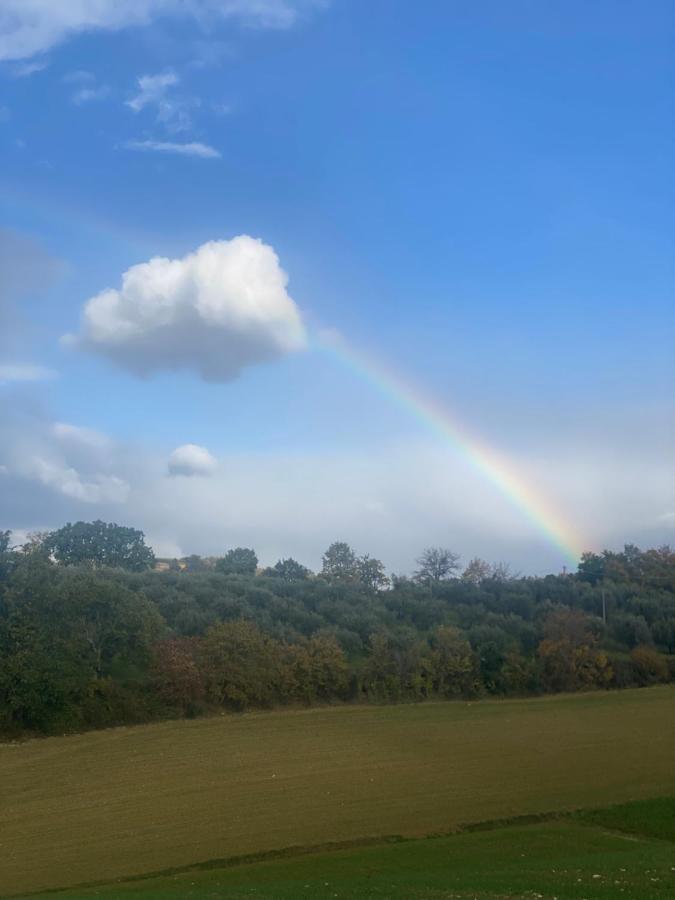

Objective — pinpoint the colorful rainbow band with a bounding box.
[315,331,583,568]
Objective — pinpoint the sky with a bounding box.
[0,0,673,575]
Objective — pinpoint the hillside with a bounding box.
[2,686,674,896]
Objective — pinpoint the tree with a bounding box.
[44,521,154,571]
[0,530,14,582]
[362,633,402,700]
[630,645,669,685]
[462,558,492,585]
[215,547,258,576]
[577,552,605,585]
[265,558,311,580]
[489,561,518,582]
[431,626,478,697]
[181,555,210,573]
[537,609,612,692]
[199,620,279,710]
[414,547,460,585]
[152,637,205,713]
[357,555,389,591]
[0,556,162,732]
[321,542,358,582]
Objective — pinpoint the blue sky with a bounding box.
[1,0,673,573]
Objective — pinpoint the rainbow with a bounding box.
[315,330,584,567]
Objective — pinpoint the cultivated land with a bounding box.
[46,798,675,899]
[2,687,675,897]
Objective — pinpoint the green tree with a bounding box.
[45,521,155,571]
[537,609,612,692]
[265,557,311,580]
[431,626,478,697]
[362,633,402,701]
[151,637,205,713]
[215,547,258,576]
[0,530,15,581]
[357,554,389,591]
[321,542,358,582]
[630,645,669,685]
[199,620,279,710]
[0,556,161,732]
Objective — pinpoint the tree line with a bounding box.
[1,522,674,737]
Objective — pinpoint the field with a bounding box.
[46,798,675,899]
[2,686,675,897]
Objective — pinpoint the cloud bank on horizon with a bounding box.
[66,236,308,381]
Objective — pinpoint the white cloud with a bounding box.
[7,58,48,77]
[126,72,201,133]
[126,71,178,113]
[72,84,110,104]
[53,422,110,448]
[62,69,94,83]
[0,363,56,383]
[66,235,307,381]
[0,403,131,511]
[0,1,322,61]
[168,443,217,477]
[2,400,673,574]
[123,139,220,158]
[24,456,130,503]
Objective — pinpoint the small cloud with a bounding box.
[8,58,48,77]
[123,139,220,159]
[211,101,233,117]
[0,363,57,384]
[126,70,178,112]
[25,456,129,503]
[62,69,94,84]
[168,444,217,477]
[53,422,110,449]
[66,235,307,381]
[126,71,195,132]
[189,40,236,69]
[72,85,111,105]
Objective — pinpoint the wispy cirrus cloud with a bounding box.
[0,1,325,62]
[6,58,49,77]
[126,70,195,132]
[0,363,57,384]
[126,71,178,113]
[72,84,111,104]
[123,139,220,158]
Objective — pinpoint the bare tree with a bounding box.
[414,547,461,586]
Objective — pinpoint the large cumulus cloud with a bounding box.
[66,236,308,381]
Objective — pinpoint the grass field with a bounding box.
[44,798,675,899]
[2,686,675,897]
